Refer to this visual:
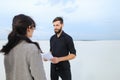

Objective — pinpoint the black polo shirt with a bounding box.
[50,31,76,57]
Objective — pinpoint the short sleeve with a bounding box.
[66,37,76,55]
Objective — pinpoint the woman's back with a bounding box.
[4,40,46,80]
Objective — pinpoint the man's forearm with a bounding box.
[58,54,76,62]
[51,54,76,64]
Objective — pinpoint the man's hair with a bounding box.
[52,17,63,24]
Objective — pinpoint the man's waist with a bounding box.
[51,60,69,66]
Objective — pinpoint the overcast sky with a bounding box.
[0,0,120,40]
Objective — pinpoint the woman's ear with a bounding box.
[62,23,64,28]
[26,26,31,37]
[27,26,31,32]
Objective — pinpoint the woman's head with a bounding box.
[0,14,42,54]
[12,14,36,38]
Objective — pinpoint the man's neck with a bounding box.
[57,30,63,38]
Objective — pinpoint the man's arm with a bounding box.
[50,35,76,64]
[51,53,76,64]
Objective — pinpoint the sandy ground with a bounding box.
[0,40,120,80]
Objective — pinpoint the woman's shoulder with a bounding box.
[20,41,38,50]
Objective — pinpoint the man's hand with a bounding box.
[50,57,60,64]
[50,54,76,64]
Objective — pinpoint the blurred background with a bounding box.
[0,0,120,80]
[0,0,120,40]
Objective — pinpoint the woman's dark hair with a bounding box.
[0,14,42,55]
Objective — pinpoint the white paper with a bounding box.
[42,52,53,60]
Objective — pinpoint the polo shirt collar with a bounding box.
[55,30,65,38]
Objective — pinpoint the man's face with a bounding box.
[53,21,63,34]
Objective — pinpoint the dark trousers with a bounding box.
[50,62,71,80]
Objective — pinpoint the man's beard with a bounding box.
[54,28,62,34]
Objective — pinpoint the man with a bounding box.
[50,17,76,80]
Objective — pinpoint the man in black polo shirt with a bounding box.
[50,17,76,80]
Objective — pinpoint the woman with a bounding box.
[0,14,47,80]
